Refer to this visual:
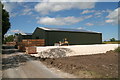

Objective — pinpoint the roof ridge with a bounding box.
[38,27,101,33]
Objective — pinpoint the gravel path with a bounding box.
[2,46,77,78]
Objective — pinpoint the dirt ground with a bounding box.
[40,50,118,78]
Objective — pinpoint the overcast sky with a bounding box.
[2,1,119,41]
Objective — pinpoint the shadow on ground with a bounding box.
[2,53,40,70]
[2,49,20,54]
[2,45,41,70]
[2,46,74,70]
[2,45,19,54]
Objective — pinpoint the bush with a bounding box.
[4,35,15,43]
[114,47,120,53]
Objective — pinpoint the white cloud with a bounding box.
[81,10,95,14]
[48,0,98,2]
[105,8,119,24]
[81,9,112,19]
[77,27,84,29]
[34,2,95,15]
[23,8,31,13]
[105,20,114,23]
[37,16,83,25]
[102,9,112,13]
[2,0,34,2]
[36,15,92,25]
[84,15,93,19]
[94,12,102,15]
[10,13,18,17]
[10,29,23,33]
[3,2,22,17]
[2,0,119,2]
[21,8,33,15]
[85,23,94,26]
[48,0,119,2]
[3,2,19,17]
[2,2,33,17]
[3,2,15,13]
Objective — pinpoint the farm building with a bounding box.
[32,27,102,46]
[15,33,32,42]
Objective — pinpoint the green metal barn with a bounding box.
[32,27,102,46]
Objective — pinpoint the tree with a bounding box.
[110,38,116,42]
[0,2,11,41]
[4,35,15,43]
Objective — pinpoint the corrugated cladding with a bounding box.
[32,27,102,46]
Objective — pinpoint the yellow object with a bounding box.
[64,38,68,44]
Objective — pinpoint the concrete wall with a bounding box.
[30,44,118,58]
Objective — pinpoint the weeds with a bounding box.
[114,47,120,53]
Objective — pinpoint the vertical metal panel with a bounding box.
[32,27,46,39]
[46,31,102,46]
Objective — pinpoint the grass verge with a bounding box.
[114,47,120,53]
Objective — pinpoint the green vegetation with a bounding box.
[103,38,120,44]
[4,35,15,43]
[114,47,120,53]
[102,41,120,44]
[110,38,116,42]
[0,2,11,41]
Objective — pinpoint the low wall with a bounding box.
[30,44,118,58]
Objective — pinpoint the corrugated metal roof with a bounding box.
[38,27,101,33]
[20,33,32,35]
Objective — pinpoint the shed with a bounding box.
[32,27,102,46]
[15,33,32,42]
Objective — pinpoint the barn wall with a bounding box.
[32,28,48,45]
[46,31,69,45]
[32,28,46,39]
[46,31,102,46]
[22,35,32,39]
[17,34,22,42]
[68,32,102,45]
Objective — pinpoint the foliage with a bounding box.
[114,47,120,53]
[103,38,119,44]
[0,2,11,40]
[4,35,15,43]
[102,41,120,44]
[110,38,116,42]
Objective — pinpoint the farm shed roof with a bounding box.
[38,27,101,33]
[20,33,32,35]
